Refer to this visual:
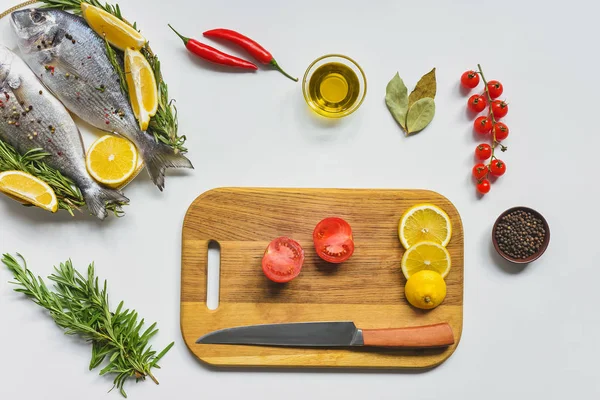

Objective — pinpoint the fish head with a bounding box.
[0,45,14,86]
[11,9,62,54]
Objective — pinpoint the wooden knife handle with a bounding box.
[361,322,454,348]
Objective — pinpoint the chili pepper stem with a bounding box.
[168,24,189,46]
[270,59,298,82]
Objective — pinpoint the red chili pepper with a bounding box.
[168,24,257,70]
[203,28,298,82]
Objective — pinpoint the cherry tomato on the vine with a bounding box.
[490,159,507,176]
[475,143,492,160]
[493,122,509,141]
[491,100,508,119]
[474,116,492,134]
[461,70,480,88]
[487,80,503,99]
[261,237,305,283]
[477,179,491,194]
[313,217,355,264]
[467,94,487,113]
[472,163,489,180]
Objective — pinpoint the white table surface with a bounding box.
[1,0,599,398]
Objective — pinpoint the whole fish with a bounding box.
[0,44,128,219]
[10,8,193,191]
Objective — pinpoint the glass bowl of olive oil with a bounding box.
[302,54,367,118]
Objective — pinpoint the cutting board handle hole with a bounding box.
[206,240,221,310]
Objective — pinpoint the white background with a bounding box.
[0,0,598,398]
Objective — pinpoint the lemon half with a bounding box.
[405,270,447,310]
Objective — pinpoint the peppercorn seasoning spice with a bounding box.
[494,210,546,260]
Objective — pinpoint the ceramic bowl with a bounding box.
[492,206,550,264]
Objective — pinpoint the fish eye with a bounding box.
[31,11,45,24]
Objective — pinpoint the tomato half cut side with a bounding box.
[261,237,305,283]
[313,217,355,264]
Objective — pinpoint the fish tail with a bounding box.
[139,139,194,191]
[82,184,129,220]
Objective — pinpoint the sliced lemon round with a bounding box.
[0,170,58,212]
[116,158,144,190]
[398,203,452,249]
[86,135,139,188]
[401,241,451,280]
[124,48,158,131]
[81,3,147,51]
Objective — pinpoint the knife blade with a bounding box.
[196,321,454,348]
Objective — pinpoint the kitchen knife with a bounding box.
[196,321,454,348]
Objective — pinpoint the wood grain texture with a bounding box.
[181,187,464,368]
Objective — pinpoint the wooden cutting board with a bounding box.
[181,187,464,368]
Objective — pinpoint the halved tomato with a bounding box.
[261,237,305,283]
[313,217,355,263]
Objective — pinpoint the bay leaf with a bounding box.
[408,67,436,108]
[385,72,409,130]
[406,97,435,135]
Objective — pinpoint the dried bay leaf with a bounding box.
[406,97,435,135]
[385,72,409,130]
[408,67,436,108]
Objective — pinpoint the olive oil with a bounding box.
[307,62,361,117]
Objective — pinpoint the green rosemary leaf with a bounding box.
[2,254,173,398]
[104,38,128,94]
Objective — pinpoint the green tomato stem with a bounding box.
[477,63,500,165]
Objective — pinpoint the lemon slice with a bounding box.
[401,241,451,280]
[86,135,139,188]
[0,170,58,212]
[124,48,158,131]
[116,158,144,190]
[398,204,452,249]
[81,3,147,51]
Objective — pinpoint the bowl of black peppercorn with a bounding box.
[492,206,550,264]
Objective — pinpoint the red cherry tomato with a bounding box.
[493,122,509,141]
[262,237,305,283]
[474,116,492,134]
[472,163,489,180]
[475,143,492,160]
[313,217,355,264]
[467,94,487,113]
[490,159,506,176]
[491,100,508,119]
[461,70,480,88]
[477,179,491,194]
[487,80,503,99]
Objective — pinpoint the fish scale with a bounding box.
[11,8,193,191]
[0,44,128,219]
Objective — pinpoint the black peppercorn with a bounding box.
[495,210,546,259]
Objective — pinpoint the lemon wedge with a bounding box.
[81,3,146,51]
[0,170,58,212]
[86,135,139,188]
[398,203,452,249]
[124,48,158,131]
[401,241,451,280]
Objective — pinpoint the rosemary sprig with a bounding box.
[2,253,174,398]
[39,0,187,153]
[0,138,123,216]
